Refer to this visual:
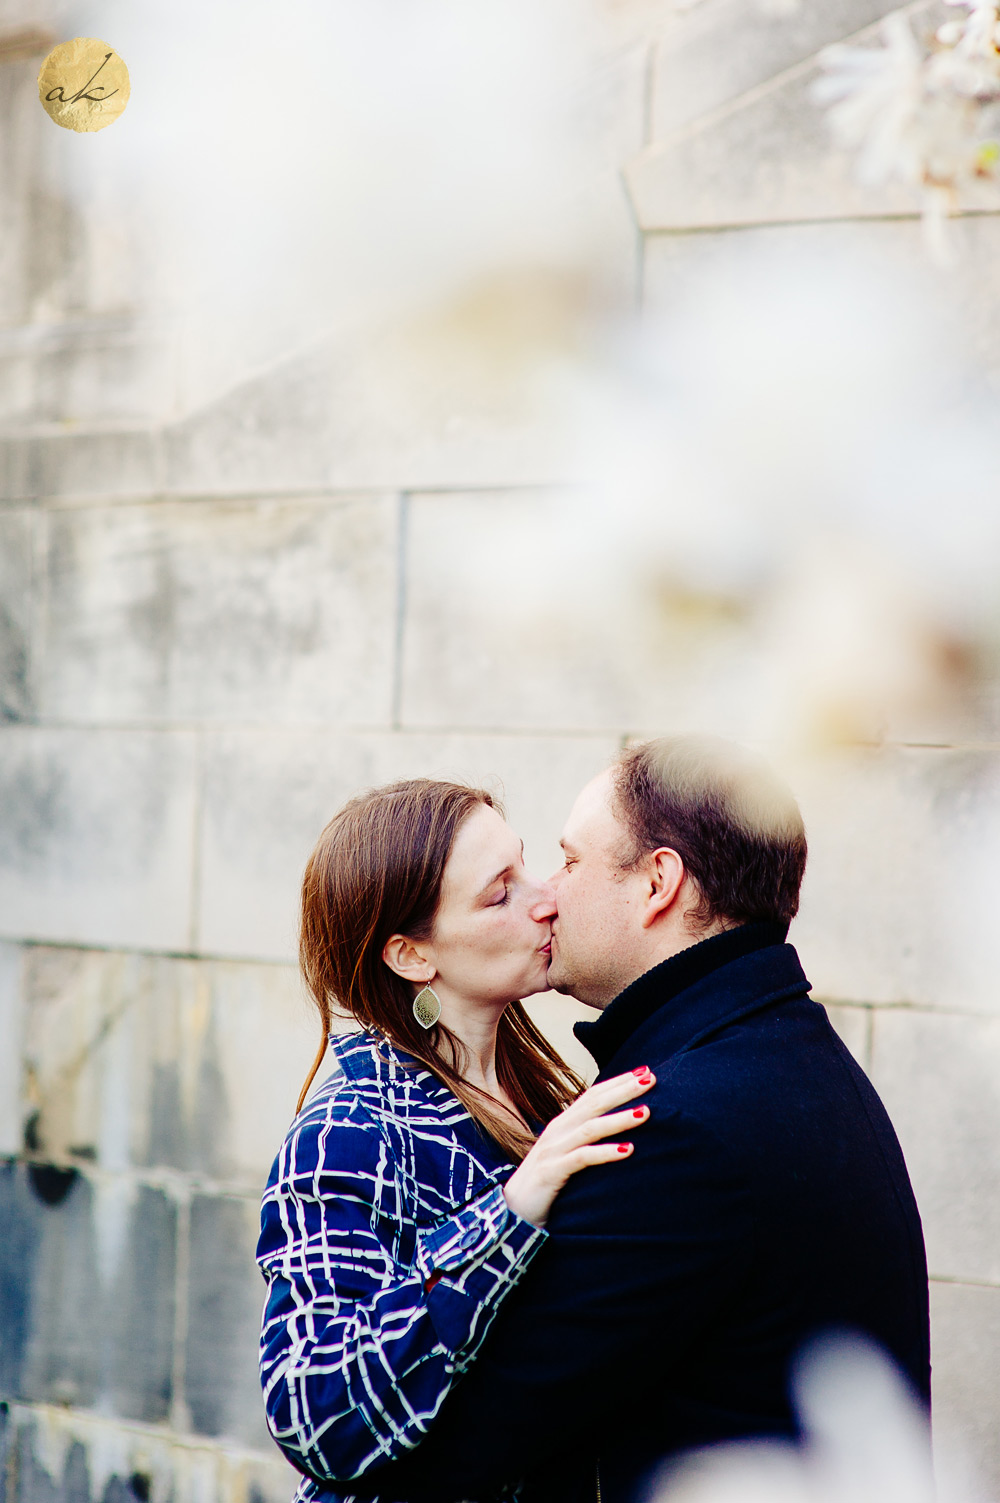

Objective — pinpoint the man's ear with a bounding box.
[382,934,435,984]
[640,848,685,930]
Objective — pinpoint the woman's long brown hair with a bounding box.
[296,778,585,1160]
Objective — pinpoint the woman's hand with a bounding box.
[502,1067,655,1228]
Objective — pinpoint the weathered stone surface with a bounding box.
[197,730,387,964]
[567,33,647,311]
[20,947,316,1187]
[0,727,197,952]
[644,214,1000,398]
[37,496,398,726]
[0,508,34,721]
[822,1002,870,1070]
[399,489,675,732]
[930,1280,1000,1499]
[0,1160,44,1401]
[0,54,47,331]
[0,941,23,1155]
[0,430,161,505]
[791,747,1000,1014]
[1,0,999,1486]
[163,318,572,496]
[650,0,904,140]
[0,321,170,429]
[0,1165,176,1421]
[185,1194,270,1449]
[629,62,919,232]
[197,728,619,961]
[870,1009,1000,1285]
[105,1184,177,1423]
[0,1399,298,1503]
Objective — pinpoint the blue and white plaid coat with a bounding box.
[257,1030,547,1503]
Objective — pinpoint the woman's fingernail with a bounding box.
[631,1066,650,1078]
[617,1143,632,1154]
[632,1107,646,1118]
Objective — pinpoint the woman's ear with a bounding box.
[641,847,685,930]
[382,934,435,984]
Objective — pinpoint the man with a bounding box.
[358,735,930,1503]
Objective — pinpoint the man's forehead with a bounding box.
[562,768,620,844]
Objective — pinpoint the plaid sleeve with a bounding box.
[257,1099,545,1486]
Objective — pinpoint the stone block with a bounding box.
[0,56,46,331]
[37,496,398,725]
[0,1400,299,1503]
[789,746,1000,1015]
[0,727,197,952]
[197,730,389,963]
[0,508,35,721]
[197,729,620,961]
[0,941,23,1155]
[629,62,918,232]
[399,489,686,733]
[0,1164,176,1422]
[20,946,138,1174]
[0,430,161,504]
[650,0,903,140]
[163,318,571,496]
[105,1183,177,1423]
[930,1280,1000,1499]
[185,1194,270,1448]
[0,321,170,429]
[640,217,1000,754]
[566,34,647,312]
[20,947,316,1187]
[870,1009,1000,1286]
[822,1003,870,1070]
[643,215,1000,383]
[0,1159,45,1401]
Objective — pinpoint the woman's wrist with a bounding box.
[502,1166,547,1229]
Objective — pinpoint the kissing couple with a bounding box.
[257,735,930,1503]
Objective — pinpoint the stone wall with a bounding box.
[2,2,999,1500]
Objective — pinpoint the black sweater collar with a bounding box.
[573,920,790,1071]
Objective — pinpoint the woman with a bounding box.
[257,779,654,1502]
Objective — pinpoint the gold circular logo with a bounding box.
[37,37,129,133]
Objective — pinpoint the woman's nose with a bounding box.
[528,881,557,921]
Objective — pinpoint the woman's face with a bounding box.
[422,804,556,1012]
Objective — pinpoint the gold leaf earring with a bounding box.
[412,983,442,1030]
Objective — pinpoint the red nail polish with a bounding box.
[633,1107,646,1118]
[617,1143,631,1153]
[631,1066,650,1078]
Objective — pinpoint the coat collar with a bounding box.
[573,921,806,1072]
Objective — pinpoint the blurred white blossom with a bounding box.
[448,234,1000,751]
[816,4,1000,260]
[651,1336,936,1503]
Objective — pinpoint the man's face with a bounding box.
[546,769,647,1008]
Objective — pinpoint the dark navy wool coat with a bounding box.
[354,922,931,1503]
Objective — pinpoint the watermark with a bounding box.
[37,37,129,132]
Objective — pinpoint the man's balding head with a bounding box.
[547,736,807,1008]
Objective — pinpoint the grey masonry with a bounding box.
[2,1,1000,1500]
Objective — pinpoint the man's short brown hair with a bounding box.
[611,736,807,928]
